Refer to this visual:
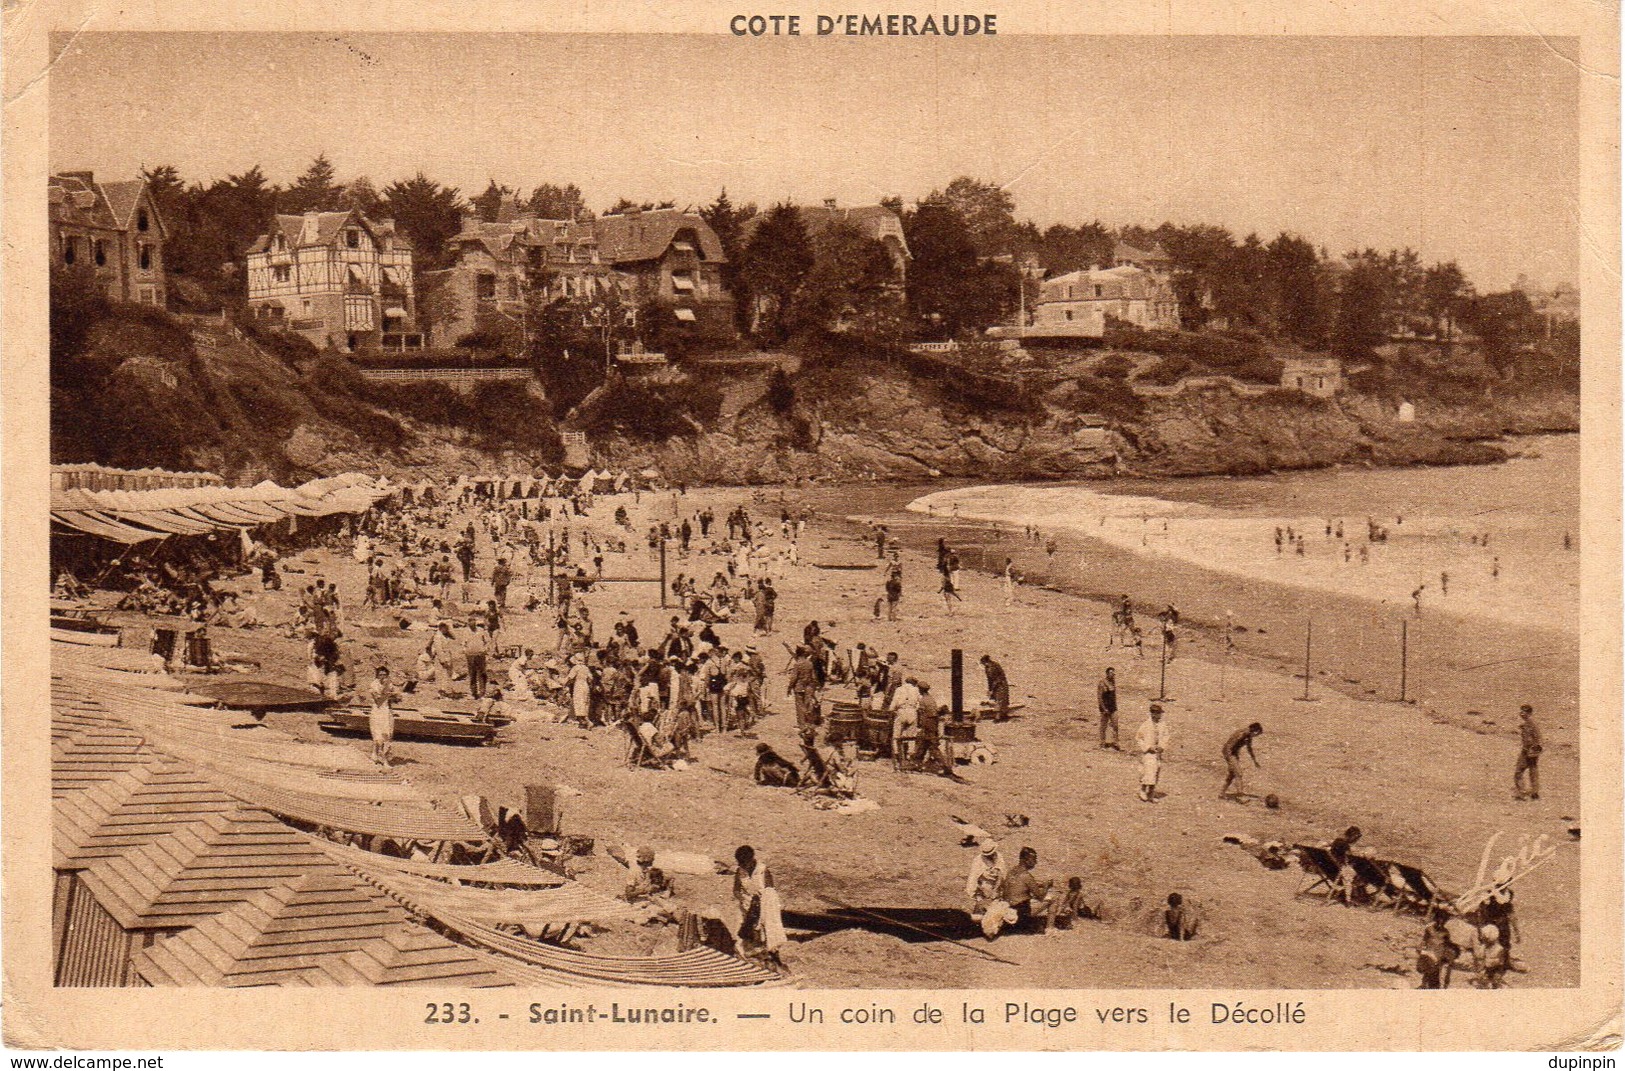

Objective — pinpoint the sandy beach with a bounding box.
[202,476,1580,989]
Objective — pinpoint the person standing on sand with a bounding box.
[1412,585,1425,615]
[787,645,821,746]
[1219,722,1264,800]
[1136,704,1170,802]
[1003,558,1019,605]
[1514,704,1543,800]
[491,557,512,609]
[1416,907,1458,989]
[886,565,903,621]
[876,524,889,559]
[981,654,1011,722]
[367,665,397,767]
[1097,667,1119,750]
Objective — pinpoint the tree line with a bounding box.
[135,157,1562,370]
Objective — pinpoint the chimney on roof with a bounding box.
[301,211,320,244]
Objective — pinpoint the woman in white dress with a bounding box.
[367,665,397,767]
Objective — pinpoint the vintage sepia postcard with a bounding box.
[2,0,1619,1054]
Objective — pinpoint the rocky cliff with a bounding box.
[588,361,1580,484]
[55,304,1579,486]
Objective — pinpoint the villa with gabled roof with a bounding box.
[244,210,418,352]
[49,171,168,307]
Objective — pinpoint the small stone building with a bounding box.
[1280,356,1344,398]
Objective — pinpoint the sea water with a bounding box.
[911,434,1580,636]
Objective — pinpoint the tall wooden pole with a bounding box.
[1400,619,1409,703]
[659,538,668,608]
[951,648,964,715]
[1157,629,1168,701]
[1301,619,1313,700]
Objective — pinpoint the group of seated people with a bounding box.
[965,840,1100,940]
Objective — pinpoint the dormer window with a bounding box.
[62,236,76,264]
[137,208,150,232]
[93,240,106,267]
[345,229,360,249]
[274,235,286,253]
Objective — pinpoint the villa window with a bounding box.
[94,240,106,267]
[346,229,360,249]
[273,266,291,283]
[1094,285,1103,298]
[137,209,149,232]
[63,236,76,264]
[139,244,153,270]
[476,273,497,300]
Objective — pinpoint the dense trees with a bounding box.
[740,203,814,343]
[471,179,515,223]
[117,158,1555,378]
[700,188,757,333]
[527,183,589,221]
[903,198,1017,339]
[281,154,346,214]
[380,173,466,270]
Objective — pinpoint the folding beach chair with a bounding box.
[1348,854,1401,907]
[798,743,834,792]
[619,718,665,770]
[1386,860,1446,914]
[892,727,922,772]
[798,743,856,799]
[1293,844,1342,900]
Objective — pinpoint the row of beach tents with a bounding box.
[51,473,395,544]
[443,468,646,500]
[50,464,661,544]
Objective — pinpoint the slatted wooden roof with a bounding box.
[299,927,529,988]
[435,910,785,988]
[54,665,488,843]
[54,762,244,870]
[316,839,567,888]
[76,810,343,931]
[51,725,156,798]
[132,872,428,987]
[343,857,639,929]
[53,639,783,989]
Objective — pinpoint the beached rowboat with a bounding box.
[319,707,499,745]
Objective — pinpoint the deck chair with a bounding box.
[1348,854,1400,907]
[619,718,666,769]
[1293,844,1342,900]
[892,727,922,772]
[798,743,834,792]
[798,743,856,798]
[1386,860,1445,913]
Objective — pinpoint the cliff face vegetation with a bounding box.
[52,287,1577,486]
[50,282,561,481]
[587,358,1577,485]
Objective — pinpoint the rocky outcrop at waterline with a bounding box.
[588,363,1579,484]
